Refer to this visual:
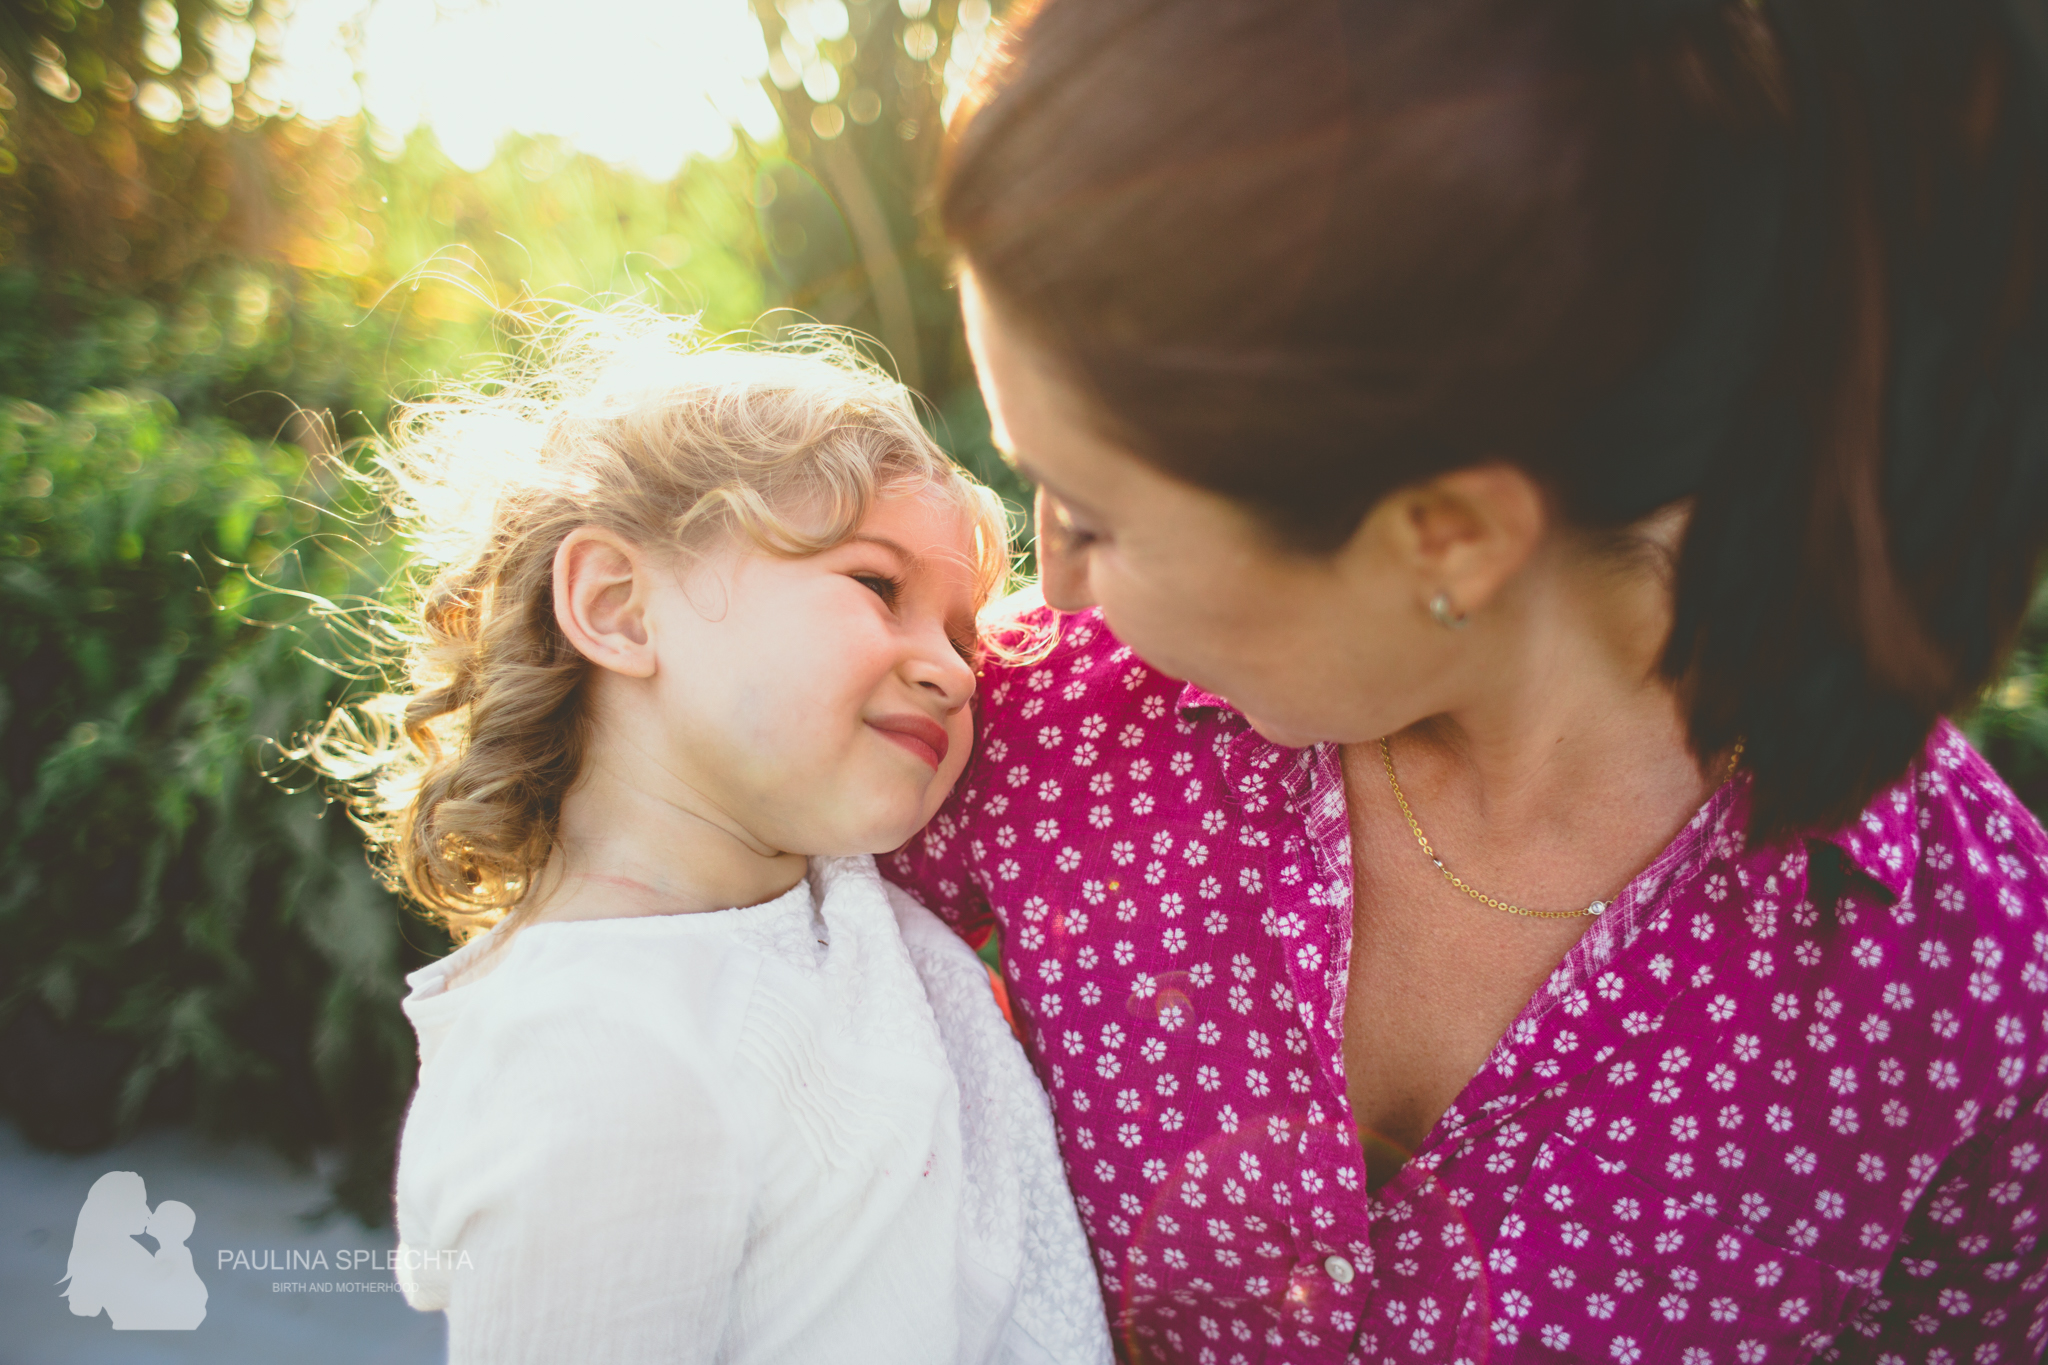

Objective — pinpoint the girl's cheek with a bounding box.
[941,728,974,788]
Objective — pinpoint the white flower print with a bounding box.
[889,614,2048,1365]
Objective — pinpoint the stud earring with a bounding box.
[1429,591,1467,629]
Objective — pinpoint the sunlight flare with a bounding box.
[273,0,781,177]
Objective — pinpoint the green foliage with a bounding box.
[0,0,1031,1226]
[1960,581,2048,819]
[0,100,797,1222]
[0,0,295,312]
[0,0,1024,1222]
[0,121,777,426]
[0,385,438,1221]
[748,0,1032,524]
[0,0,281,144]
[749,0,978,397]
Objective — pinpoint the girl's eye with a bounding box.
[855,573,902,604]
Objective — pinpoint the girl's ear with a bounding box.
[553,528,658,678]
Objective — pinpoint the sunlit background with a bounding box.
[1,0,2044,1262]
[278,0,780,175]
[111,0,996,175]
[0,0,1020,1231]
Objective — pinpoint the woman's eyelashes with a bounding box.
[1059,523,1102,549]
[1043,498,1104,549]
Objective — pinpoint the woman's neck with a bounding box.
[1385,515,1717,897]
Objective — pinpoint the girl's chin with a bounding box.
[829,795,941,854]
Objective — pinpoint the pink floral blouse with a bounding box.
[883,607,2048,1365]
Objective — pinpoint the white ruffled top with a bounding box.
[392,854,1112,1365]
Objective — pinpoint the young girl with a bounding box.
[320,312,1109,1364]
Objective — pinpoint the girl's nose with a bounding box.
[910,629,977,711]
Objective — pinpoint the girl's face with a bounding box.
[631,488,983,856]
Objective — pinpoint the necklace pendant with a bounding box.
[1586,900,1607,917]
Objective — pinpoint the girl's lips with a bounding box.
[868,714,949,770]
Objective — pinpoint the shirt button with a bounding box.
[1323,1254,1355,1285]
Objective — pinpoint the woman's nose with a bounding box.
[1035,486,1097,612]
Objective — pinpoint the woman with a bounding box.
[59,1170,164,1328]
[883,1,2048,1361]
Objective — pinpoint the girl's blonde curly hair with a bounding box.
[314,306,1013,943]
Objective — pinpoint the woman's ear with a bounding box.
[1377,464,1549,619]
[553,528,658,678]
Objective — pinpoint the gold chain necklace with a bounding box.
[1378,735,1745,921]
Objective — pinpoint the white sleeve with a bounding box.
[394,965,758,1365]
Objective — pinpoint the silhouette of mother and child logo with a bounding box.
[59,1170,209,1330]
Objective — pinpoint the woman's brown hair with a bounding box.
[942,0,2048,838]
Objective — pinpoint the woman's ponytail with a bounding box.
[1640,0,2048,835]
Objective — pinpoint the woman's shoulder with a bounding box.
[1896,720,2048,918]
[1833,720,2048,1036]
[976,599,1188,733]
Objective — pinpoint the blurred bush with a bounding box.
[1962,582,2048,818]
[0,386,430,1219]
[0,0,1019,1226]
[0,109,792,1224]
